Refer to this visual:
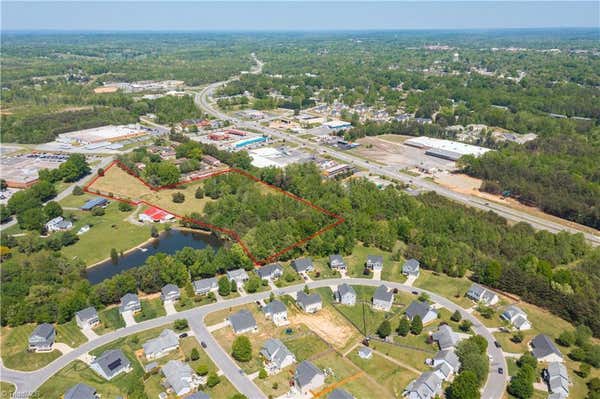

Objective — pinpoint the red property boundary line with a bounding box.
[84,160,345,266]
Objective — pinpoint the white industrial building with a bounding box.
[404,136,491,161]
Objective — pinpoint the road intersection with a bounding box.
[0,277,507,399]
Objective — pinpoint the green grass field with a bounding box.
[348,350,418,397]
[413,270,474,308]
[134,298,166,323]
[56,320,88,348]
[0,382,15,398]
[95,307,125,334]
[174,289,216,312]
[369,341,431,372]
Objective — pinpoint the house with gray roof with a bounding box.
[372,285,394,311]
[76,307,99,329]
[228,309,258,334]
[431,350,460,374]
[433,362,453,381]
[162,360,202,397]
[404,371,442,399]
[406,301,438,325]
[336,283,357,306]
[292,257,314,274]
[187,392,210,399]
[226,268,249,285]
[432,325,459,350]
[466,283,499,305]
[547,394,568,399]
[143,329,179,360]
[256,263,283,280]
[501,305,532,331]
[91,349,132,380]
[366,255,383,271]
[261,338,296,373]
[119,293,141,313]
[193,277,218,295]
[28,323,55,352]
[64,383,98,399]
[161,284,180,302]
[531,334,563,363]
[294,360,325,394]
[329,254,346,270]
[328,388,355,399]
[263,300,288,326]
[543,362,569,397]
[296,291,322,313]
[402,259,420,277]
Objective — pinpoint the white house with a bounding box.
[142,329,179,360]
[161,284,181,303]
[406,301,438,325]
[91,349,132,380]
[162,360,202,397]
[431,350,460,381]
[501,305,532,331]
[372,285,394,311]
[404,371,442,399]
[260,338,296,374]
[226,269,249,286]
[45,216,73,233]
[402,259,420,277]
[466,283,499,305]
[292,257,314,274]
[263,300,288,326]
[256,263,283,280]
[296,291,322,313]
[366,255,383,271]
[336,283,357,306]
[543,362,570,397]
[28,323,55,352]
[193,277,218,295]
[294,361,325,395]
[119,293,141,313]
[431,325,460,350]
[228,309,258,334]
[329,254,346,270]
[75,307,100,330]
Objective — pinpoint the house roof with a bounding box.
[403,258,420,272]
[407,371,442,398]
[328,388,355,399]
[227,268,249,280]
[546,361,569,392]
[501,305,526,321]
[80,197,108,210]
[432,325,459,350]
[373,285,393,303]
[120,293,139,306]
[295,360,323,389]
[193,277,218,292]
[297,291,322,308]
[367,255,383,264]
[531,334,563,360]
[30,323,55,341]
[263,299,287,315]
[143,329,179,357]
[338,283,356,298]
[467,283,497,303]
[76,307,98,322]
[64,383,97,399]
[142,207,172,221]
[93,349,130,379]
[162,360,194,395]
[257,263,283,279]
[228,309,257,333]
[161,284,180,296]
[292,257,313,272]
[434,362,453,379]
[406,301,436,321]
[187,392,210,399]
[434,350,460,370]
[329,254,345,265]
[260,338,294,369]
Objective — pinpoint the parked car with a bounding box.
[201,341,207,348]
[494,341,501,348]
[179,333,188,339]
[498,367,504,374]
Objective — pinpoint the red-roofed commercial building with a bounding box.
[138,207,175,223]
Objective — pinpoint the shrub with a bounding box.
[174,319,188,331]
[232,336,252,362]
[450,310,462,322]
[190,348,200,361]
[459,319,473,332]
[259,368,268,379]
[207,371,220,388]
[196,363,209,376]
[410,315,423,335]
[72,185,84,195]
[91,207,105,216]
[377,320,392,338]
[118,202,133,212]
[218,276,231,296]
[172,192,185,203]
[195,187,204,199]
[397,317,410,337]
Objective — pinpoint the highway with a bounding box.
[0,278,507,399]
[193,60,600,247]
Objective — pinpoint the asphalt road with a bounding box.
[0,277,507,399]
[193,64,600,247]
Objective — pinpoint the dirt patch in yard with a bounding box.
[290,308,358,350]
[94,86,120,93]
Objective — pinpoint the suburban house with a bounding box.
[226,268,250,285]
[260,338,296,373]
[80,197,108,211]
[431,325,459,350]
[530,334,563,363]
[329,254,346,270]
[431,350,460,381]
[404,371,443,399]
[328,388,355,399]
[45,216,73,233]
[406,301,438,325]
[119,293,141,313]
[402,259,420,277]
[466,283,499,305]
[262,299,288,326]
[372,285,394,311]
[162,360,202,397]
[543,362,570,397]
[366,255,383,271]
[161,284,181,302]
[143,329,179,360]
[28,323,55,352]
[228,309,258,334]
[336,283,357,306]
[500,305,532,331]
[75,307,100,329]
[91,349,132,380]
[256,263,283,280]
[292,257,314,274]
[64,383,99,399]
[296,291,323,313]
[187,392,210,399]
[138,206,174,223]
[294,361,325,395]
[358,346,373,359]
[193,277,218,295]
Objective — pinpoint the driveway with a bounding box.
[121,311,137,327]
[164,301,177,316]
[81,328,98,341]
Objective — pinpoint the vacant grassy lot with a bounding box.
[174,289,216,312]
[140,180,215,217]
[55,320,88,347]
[369,341,431,372]
[348,350,418,397]
[274,263,303,287]
[413,270,474,308]
[94,307,125,334]
[60,201,152,266]
[58,192,94,208]
[134,298,166,323]
[87,164,153,200]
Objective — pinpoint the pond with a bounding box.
[86,228,222,284]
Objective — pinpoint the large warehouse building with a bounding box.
[404,136,491,161]
[57,124,150,145]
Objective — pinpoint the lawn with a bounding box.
[343,243,407,282]
[1,324,61,371]
[174,289,216,312]
[274,263,303,287]
[348,350,418,397]
[58,192,94,208]
[413,270,474,308]
[95,306,126,334]
[87,164,154,201]
[309,257,341,280]
[281,326,330,362]
[369,341,431,372]
[0,382,15,398]
[134,298,167,323]
[55,320,88,348]
[59,201,152,266]
[139,180,216,217]
[255,365,295,397]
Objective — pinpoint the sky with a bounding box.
[1,1,599,31]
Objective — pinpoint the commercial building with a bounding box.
[57,124,149,145]
[232,136,268,150]
[404,136,491,161]
[249,146,313,169]
[1,153,67,188]
[139,207,175,223]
